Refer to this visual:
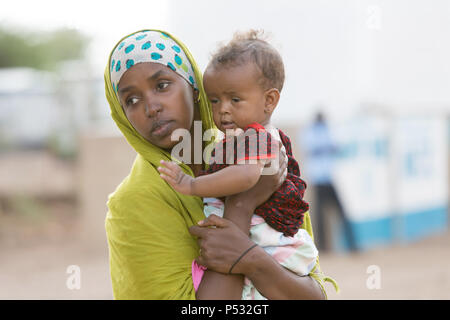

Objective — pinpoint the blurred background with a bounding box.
[0,0,448,299]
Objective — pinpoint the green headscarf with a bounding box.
[104,29,337,300]
[104,29,215,299]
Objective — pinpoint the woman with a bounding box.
[104,29,337,299]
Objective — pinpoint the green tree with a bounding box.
[0,25,90,71]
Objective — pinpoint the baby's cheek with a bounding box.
[212,109,220,119]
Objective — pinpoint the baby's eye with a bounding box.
[231,97,241,103]
[210,98,219,104]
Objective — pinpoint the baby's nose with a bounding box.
[219,101,232,114]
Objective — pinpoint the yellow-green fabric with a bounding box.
[301,213,340,298]
[104,29,338,300]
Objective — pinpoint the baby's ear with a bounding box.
[264,88,280,114]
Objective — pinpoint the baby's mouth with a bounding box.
[220,120,236,130]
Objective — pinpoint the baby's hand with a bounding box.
[158,160,194,195]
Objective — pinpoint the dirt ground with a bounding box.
[320,231,450,299]
[0,150,448,300]
[1,216,449,300]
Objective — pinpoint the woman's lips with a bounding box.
[151,120,174,137]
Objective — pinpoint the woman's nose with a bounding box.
[144,96,162,117]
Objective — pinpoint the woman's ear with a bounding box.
[264,88,280,114]
[193,89,200,103]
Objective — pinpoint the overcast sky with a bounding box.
[1,0,449,125]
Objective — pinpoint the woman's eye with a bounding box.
[157,82,170,90]
[126,97,139,106]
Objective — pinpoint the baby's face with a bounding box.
[203,63,269,132]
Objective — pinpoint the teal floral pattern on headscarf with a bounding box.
[110,30,198,95]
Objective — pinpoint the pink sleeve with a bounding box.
[191,260,207,292]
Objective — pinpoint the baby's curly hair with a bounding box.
[208,29,285,92]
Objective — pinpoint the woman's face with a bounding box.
[117,62,196,150]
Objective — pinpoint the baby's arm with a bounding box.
[158,160,265,197]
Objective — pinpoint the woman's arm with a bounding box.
[249,252,324,300]
[194,140,325,300]
[231,237,325,300]
[192,143,325,300]
[195,268,244,300]
[191,213,325,300]
[194,197,257,300]
[194,148,283,300]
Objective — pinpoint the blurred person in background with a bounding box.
[301,111,358,252]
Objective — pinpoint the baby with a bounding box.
[158,30,318,300]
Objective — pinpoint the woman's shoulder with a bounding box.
[107,156,173,216]
[106,155,204,222]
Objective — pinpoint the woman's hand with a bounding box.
[189,214,255,274]
[191,215,325,300]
